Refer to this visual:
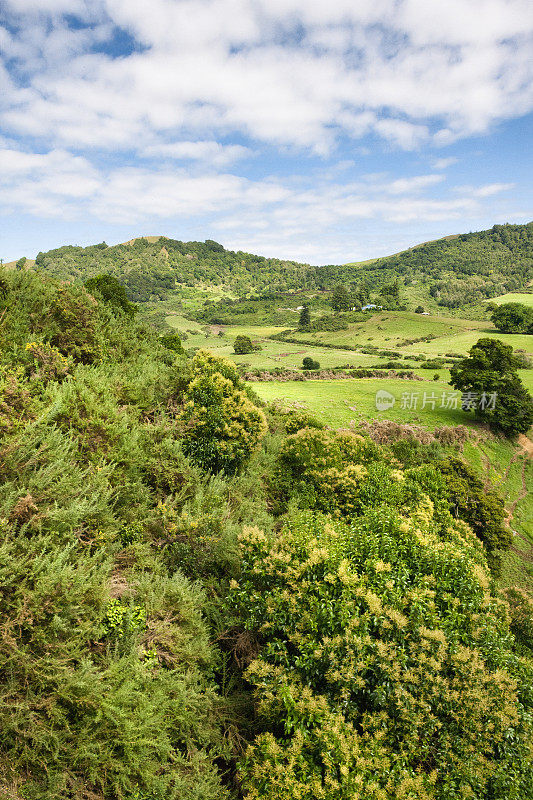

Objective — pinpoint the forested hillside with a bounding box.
[0,266,532,799]
[13,221,533,306]
[31,237,311,301]
[323,223,533,308]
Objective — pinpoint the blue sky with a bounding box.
[1,0,532,265]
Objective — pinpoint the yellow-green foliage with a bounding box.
[179,350,267,474]
[275,428,421,517]
[231,509,533,799]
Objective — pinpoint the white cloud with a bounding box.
[142,141,252,166]
[432,157,458,170]
[0,143,522,261]
[386,174,445,194]
[1,0,532,153]
[471,182,515,197]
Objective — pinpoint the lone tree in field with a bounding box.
[491,302,533,333]
[302,356,320,370]
[298,305,311,328]
[233,335,255,355]
[450,337,533,436]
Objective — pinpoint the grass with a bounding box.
[176,327,402,370]
[274,310,533,361]
[485,292,533,307]
[284,311,491,349]
[250,376,477,429]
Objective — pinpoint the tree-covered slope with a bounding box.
[31,237,311,301]
[324,222,533,308]
[17,221,533,306]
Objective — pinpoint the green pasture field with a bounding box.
[168,325,408,370]
[250,376,477,429]
[485,292,533,307]
[401,330,533,358]
[282,311,490,349]
[269,311,533,361]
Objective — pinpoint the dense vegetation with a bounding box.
[321,223,533,308]
[490,302,533,333]
[32,237,311,300]
[23,222,533,310]
[0,267,532,799]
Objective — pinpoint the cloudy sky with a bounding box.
[1,0,532,264]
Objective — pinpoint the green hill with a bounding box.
[11,222,533,307]
[29,236,312,301]
[0,263,532,799]
[329,222,533,309]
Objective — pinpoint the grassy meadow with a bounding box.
[486,292,533,307]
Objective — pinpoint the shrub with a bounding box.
[179,350,267,474]
[230,510,532,800]
[85,274,136,315]
[302,357,320,370]
[437,456,511,573]
[234,335,256,354]
[491,302,533,333]
[160,332,186,354]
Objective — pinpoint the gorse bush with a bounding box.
[230,509,533,800]
[179,350,267,474]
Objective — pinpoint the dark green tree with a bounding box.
[298,305,311,327]
[450,338,533,436]
[380,279,400,300]
[233,335,255,354]
[437,456,510,574]
[491,302,533,333]
[331,285,351,312]
[160,332,185,354]
[302,356,320,370]
[84,274,135,315]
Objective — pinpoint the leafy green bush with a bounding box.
[179,350,267,474]
[437,456,511,573]
[85,273,136,315]
[234,335,258,354]
[302,356,320,370]
[230,509,532,800]
[491,302,533,333]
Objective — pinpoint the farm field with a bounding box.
[281,310,492,349]
[401,330,533,358]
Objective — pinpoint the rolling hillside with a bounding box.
[8,221,533,306]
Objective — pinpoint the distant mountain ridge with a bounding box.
[8,221,533,308]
